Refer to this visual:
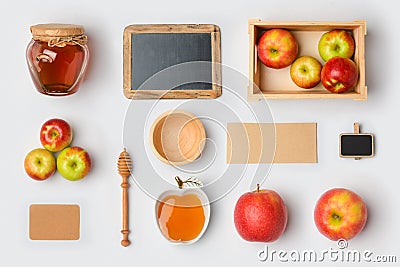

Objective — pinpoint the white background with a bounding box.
[2,0,399,266]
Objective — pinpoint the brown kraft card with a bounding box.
[227,123,317,164]
[29,204,80,240]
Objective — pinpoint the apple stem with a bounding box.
[174,176,203,189]
[175,176,184,189]
[257,184,260,192]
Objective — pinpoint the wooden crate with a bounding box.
[248,19,367,100]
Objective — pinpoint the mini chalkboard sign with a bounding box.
[123,24,221,99]
[339,122,374,160]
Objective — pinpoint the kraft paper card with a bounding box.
[29,204,80,240]
[227,123,317,164]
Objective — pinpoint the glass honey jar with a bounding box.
[26,24,89,96]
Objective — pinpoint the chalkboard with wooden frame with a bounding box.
[123,24,221,99]
[339,122,374,160]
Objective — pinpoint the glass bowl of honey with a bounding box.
[155,179,210,244]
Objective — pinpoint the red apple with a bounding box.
[24,148,56,181]
[40,118,73,152]
[318,29,355,61]
[257,29,298,69]
[321,57,358,93]
[234,185,287,242]
[314,188,367,241]
[290,56,322,89]
[57,146,91,181]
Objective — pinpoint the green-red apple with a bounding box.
[314,188,367,241]
[40,118,73,152]
[290,56,322,89]
[24,148,56,181]
[57,146,91,181]
[318,29,355,61]
[257,29,298,69]
[234,185,287,242]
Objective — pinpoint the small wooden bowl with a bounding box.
[150,110,206,166]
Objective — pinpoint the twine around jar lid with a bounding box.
[30,23,87,47]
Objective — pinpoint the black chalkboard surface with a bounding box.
[340,134,374,158]
[123,24,221,99]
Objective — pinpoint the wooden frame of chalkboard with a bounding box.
[123,24,221,99]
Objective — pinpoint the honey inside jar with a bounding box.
[28,42,86,94]
[26,24,89,96]
[157,194,205,242]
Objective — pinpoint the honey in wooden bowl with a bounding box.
[155,177,210,244]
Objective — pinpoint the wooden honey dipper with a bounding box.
[118,148,132,247]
